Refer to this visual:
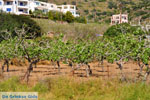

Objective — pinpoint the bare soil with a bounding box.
[0,60,148,85]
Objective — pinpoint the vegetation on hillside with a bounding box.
[104,23,146,37]
[0,13,41,42]
[30,10,87,23]
[43,0,150,23]
[33,18,109,39]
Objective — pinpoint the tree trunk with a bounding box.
[2,59,9,72]
[85,64,92,77]
[137,59,144,78]
[51,60,56,69]
[69,62,74,76]
[57,61,60,74]
[22,59,39,83]
[69,61,73,68]
[101,56,104,72]
[143,64,150,81]
[71,64,81,76]
[116,62,126,81]
[107,65,109,78]
[26,61,34,83]
[34,58,40,68]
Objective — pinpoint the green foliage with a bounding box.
[0,37,18,59]
[32,10,48,18]
[97,0,106,2]
[0,13,41,42]
[29,10,33,15]
[65,11,75,23]
[104,23,145,37]
[75,16,87,24]
[53,11,63,21]
[45,0,149,23]
[0,26,150,81]
[47,11,78,23]
[108,1,117,9]
[33,9,87,24]
[48,11,54,20]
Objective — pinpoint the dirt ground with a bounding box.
[0,60,148,85]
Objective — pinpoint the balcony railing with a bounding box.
[18,4,28,6]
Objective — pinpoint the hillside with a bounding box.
[44,0,150,24]
[33,18,109,37]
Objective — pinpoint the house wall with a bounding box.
[0,0,79,17]
[111,14,128,25]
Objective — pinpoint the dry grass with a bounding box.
[33,18,109,40]
[10,58,28,66]
[1,76,150,100]
[37,60,51,65]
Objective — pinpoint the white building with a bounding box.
[57,5,79,17]
[0,0,79,17]
[111,14,128,25]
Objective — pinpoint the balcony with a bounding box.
[3,0,14,1]
[18,2,28,9]
[18,0,28,1]
[17,8,28,15]
[4,1,13,5]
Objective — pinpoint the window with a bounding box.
[57,7,62,9]
[7,2,10,5]
[35,8,38,11]
[64,6,67,9]
[20,2,23,6]
[116,16,119,19]
[19,9,23,12]
[35,2,40,5]
[71,7,74,9]
[6,2,11,5]
[43,9,48,13]
[6,8,11,12]
[0,2,2,5]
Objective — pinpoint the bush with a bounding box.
[32,10,48,18]
[47,11,65,21]
[97,0,106,2]
[48,11,54,20]
[0,13,42,41]
[104,23,145,37]
[108,1,117,9]
[75,16,87,24]
[65,11,75,23]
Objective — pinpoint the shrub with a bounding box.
[0,13,42,41]
[104,23,145,37]
[97,0,106,2]
[65,11,75,23]
[29,10,33,15]
[108,1,117,9]
[48,11,54,20]
[75,16,87,24]
[32,10,47,18]
[53,11,64,21]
